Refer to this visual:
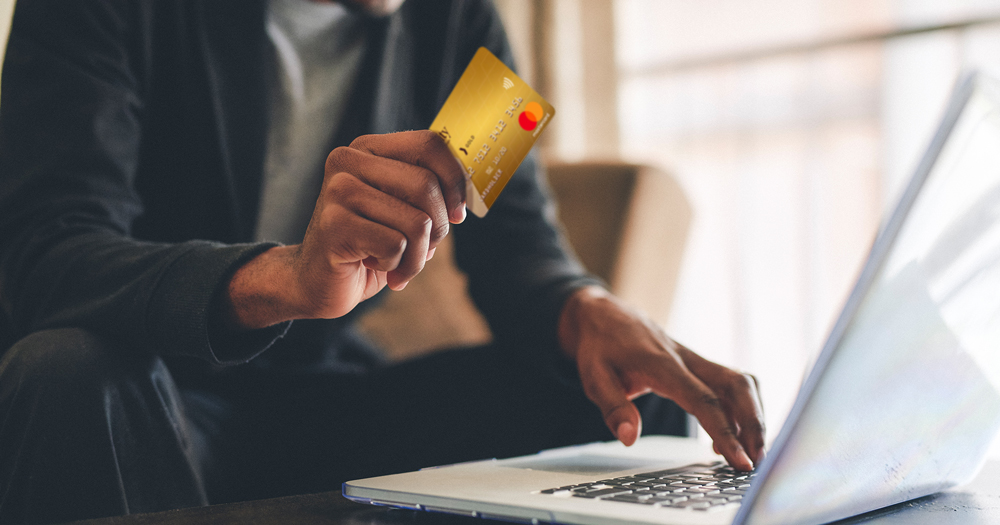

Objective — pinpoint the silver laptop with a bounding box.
[343,71,1000,525]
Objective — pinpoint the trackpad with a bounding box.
[502,455,659,475]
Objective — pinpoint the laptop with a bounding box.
[343,71,1000,525]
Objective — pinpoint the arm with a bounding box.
[218,131,468,331]
[436,1,765,469]
[559,286,766,471]
[0,0,285,361]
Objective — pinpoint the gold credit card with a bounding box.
[430,47,555,217]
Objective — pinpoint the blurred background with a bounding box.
[493,0,1000,444]
[3,0,1000,449]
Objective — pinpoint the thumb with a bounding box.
[584,363,643,446]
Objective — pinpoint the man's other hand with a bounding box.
[558,286,766,472]
[223,130,467,329]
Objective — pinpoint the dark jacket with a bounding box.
[0,0,594,371]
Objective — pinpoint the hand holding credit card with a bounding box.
[430,47,555,217]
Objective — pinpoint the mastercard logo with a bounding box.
[518,102,545,131]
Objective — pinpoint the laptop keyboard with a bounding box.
[537,462,755,512]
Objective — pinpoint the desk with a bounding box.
[77,461,1000,525]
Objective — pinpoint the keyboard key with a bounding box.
[538,460,749,512]
[573,488,632,499]
[540,483,590,494]
[683,487,721,495]
[645,495,685,504]
[606,494,654,504]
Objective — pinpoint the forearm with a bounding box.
[557,285,613,360]
[219,244,307,331]
[0,220,281,362]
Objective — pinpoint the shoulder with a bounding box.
[393,0,513,83]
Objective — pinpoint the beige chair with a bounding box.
[356,162,692,361]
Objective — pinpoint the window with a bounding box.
[494,0,1000,441]
[615,0,1000,439]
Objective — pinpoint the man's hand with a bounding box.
[559,286,766,471]
[222,130,467,330]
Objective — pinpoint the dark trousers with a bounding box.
[0,328,687,524]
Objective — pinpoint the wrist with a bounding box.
[557,285,611,360]
[221,244,306,331]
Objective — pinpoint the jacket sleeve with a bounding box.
[447,1,604,358]
[0,0,288,362]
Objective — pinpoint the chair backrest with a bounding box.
[547,162,692,325]
[0,0,14,87]
[356,162,692,360]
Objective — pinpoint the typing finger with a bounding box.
[641,354,754,471]
[579,358,643,446]
[678,347,766,465]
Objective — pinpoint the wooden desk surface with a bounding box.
[76,461,1000,525]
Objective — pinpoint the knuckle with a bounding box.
[429,222,449,245]
[387,232,407,256]
[700,393,723,409]
[600,402,631,422]
[415,129,442,148]
[736,372,755,389]
[450,175,467,200]
[405,212,433,240]
[581,381,600,404]
[717,426,738,439]
[418,170,444,201]
[718,371,753,399]
[326,172,358,200]
[580,377,605,406]
[418,213,434,235]
[325,146,354,171]
[349,134,375,149]
[331,180,372,211]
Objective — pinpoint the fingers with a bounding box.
[295,131,466,319]
[648,362,755,472]
[316,131,467,293]
[563,290,765,470]
[348,130,468,224]
[677,347,767,466]
[326,145,449,247]
[320,172,432,290]
[580,359,643,446]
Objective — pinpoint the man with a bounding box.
[0,0,765,523]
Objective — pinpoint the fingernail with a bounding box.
[426,247,437,261]
[737,448,753,470]
[452,205,467,224]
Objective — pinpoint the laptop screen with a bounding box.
[738,73,1000,525]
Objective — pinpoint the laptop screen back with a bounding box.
[737,73,1000,525]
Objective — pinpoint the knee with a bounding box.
[0,328,145,396]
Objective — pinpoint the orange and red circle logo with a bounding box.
[518,102,545,131]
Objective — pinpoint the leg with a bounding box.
[0,329,210,524]
[212,341,687,501]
